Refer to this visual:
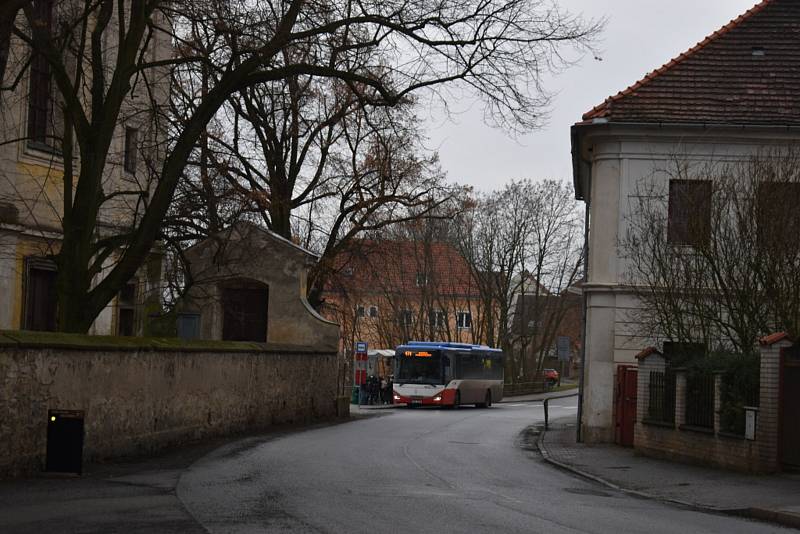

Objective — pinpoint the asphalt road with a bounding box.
[178,398,786,534]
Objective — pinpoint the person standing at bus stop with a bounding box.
[380,376,388,404]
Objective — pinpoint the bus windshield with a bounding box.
[396,350,443,385]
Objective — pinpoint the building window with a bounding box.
[400,309,414,326]
[757,181,800,249]
[368,305,378,318]
[415,273,428,287]
[177,313,201,340]
[124,127,138,173]
[429,310,446,329]
[27,0,55,147]
[117,281,137,336]
[457,311,472,330]
[356,305,365,318]
[667,180,712,246]
[23,257,58,331]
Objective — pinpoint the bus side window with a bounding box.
[460,352,483,379]
[491,354,504,380]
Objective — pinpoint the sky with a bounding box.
[422,0,759,192]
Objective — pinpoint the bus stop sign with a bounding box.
[354,341,368,385]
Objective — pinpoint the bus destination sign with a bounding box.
[403,350,433,357]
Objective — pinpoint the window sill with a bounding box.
[26,141,63,157]
[717,431,746,441]
[642,418,675,429]
[678,424,714,435]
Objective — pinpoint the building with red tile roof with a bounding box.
[571,0,800,443]
[321,239,494,355]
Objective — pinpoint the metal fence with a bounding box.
[648,370,676,424]
[719,373,760,435]
[685,373,715,429]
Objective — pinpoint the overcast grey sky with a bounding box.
[423,0,759,191]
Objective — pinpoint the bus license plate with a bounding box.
[411,397,423,405]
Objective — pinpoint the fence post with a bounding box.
[713,372,722,435]
[674,370,686,428]
[544,398,549,430]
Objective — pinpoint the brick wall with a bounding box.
[0,333,341,477]
[634,341,786,474]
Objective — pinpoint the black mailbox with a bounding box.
[45,409,85,475]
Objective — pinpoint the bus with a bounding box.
[392,341,504,408]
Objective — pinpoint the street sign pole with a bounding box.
[557,336,571,388]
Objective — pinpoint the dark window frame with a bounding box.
[22,256,58,331]
[428,310,446,329]
[757,181,800,249]
[123,127,139,174]
[26,0,56,151]
[399,309,414,327]
[116,280,138,336]
[667,179,712,247]
[456,311,472,330]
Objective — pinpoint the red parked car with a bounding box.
[543,368,559,387]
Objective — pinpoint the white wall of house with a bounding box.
[576,123,800,442]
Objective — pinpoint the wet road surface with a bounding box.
[178,398,787,533]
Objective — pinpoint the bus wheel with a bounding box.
[453,391,461,409]
[477,390,491,408]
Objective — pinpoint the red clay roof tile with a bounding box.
[759,332,792,346]
[582,0,800,126]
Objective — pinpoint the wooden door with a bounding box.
[221,285,268,342]
[615,365,638,447]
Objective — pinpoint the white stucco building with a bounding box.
[571,0,800,442]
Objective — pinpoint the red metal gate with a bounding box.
[615,365,638,447]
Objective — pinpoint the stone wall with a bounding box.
[0,331,342,477]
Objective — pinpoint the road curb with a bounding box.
[497,388,579,404]
[535,428,798,530]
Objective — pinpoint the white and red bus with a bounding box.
[392,342,504,408]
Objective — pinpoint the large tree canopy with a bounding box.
[1,0,601,332]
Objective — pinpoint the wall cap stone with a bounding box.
[759,332,792,346]
[0,330,334,354]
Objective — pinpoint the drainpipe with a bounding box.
[576,185,590,443]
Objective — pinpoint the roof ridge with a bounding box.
[582,0,774,121]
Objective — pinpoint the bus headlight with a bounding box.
[433,395,442,402]
[393,394,401,401]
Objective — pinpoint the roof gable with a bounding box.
[582,0,800,126]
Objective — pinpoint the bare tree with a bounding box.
[455,179,583,380]
[1,0,601,332]
[621,148,800,354]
